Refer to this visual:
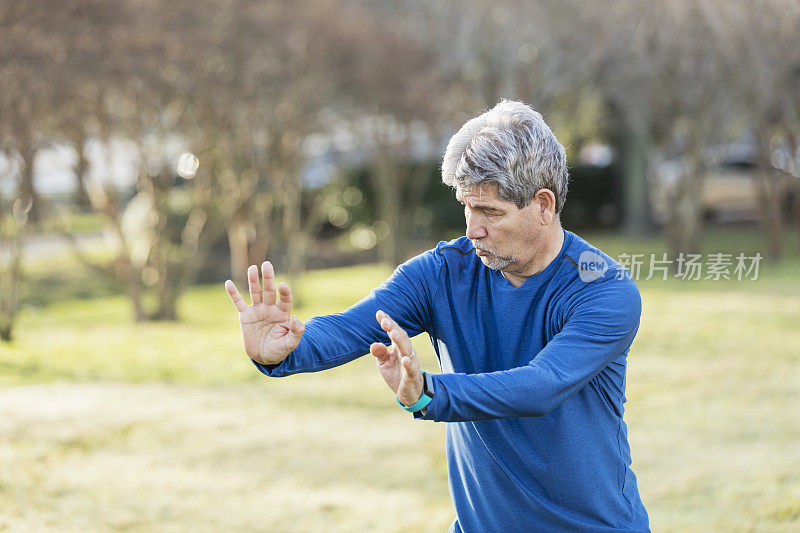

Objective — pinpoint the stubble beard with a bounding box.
[472,241,515,271]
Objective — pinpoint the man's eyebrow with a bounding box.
[469,201,502,210]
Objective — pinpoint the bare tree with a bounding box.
[0,155,26,341]
[579,1,737,257]
[0,0,75,339]
[43,0,440,316]
[721,0,800,259]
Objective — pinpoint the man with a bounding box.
[225,100,650,532]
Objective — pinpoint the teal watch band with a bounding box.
[397,392,433,413]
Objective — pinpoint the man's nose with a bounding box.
[465,213,487,240]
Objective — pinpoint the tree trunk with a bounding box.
[0,217,24,342]
[19,145,44,225]
[227,193,274,289]
[620,126,653,235]
[665,144,705,265]
[793,180,800,251]
[374,153,405,266]
[282,169,306,301]
[153,282,180,321]
[112,255,147,321]
[248,192,274,269]
[71,136,93,212]
[228,210,251,289]
[151,205,221,322]
[753,130,787,261]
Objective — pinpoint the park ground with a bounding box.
[1,227,799,532]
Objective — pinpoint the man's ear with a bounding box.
[533,188,557,225]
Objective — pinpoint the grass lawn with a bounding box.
[1,226,799,531]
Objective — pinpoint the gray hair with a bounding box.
[441,100,568,213]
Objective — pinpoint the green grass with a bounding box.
[3,262,399,387]
[33,209,107,235]
[1,226,799,531]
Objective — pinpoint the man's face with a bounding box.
[456,183,543,274]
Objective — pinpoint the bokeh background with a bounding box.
[1,1,799,531]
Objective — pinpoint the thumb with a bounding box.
[287,316,305,345]
[401,354,414,373]
[403,352,419,376]
[400,353,420,380]
[397,354,423,406]
[370,342,391,365]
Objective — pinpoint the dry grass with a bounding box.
[0,382,451,532]
[2,229,800,531]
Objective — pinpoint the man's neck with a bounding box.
[501,224,564,287]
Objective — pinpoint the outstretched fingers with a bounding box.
[375,310,414,358]
[370,342,393,366]
[247,265,263,305]
[372,311,423,404]
[396,352,423,407]
[261,261,277,306]
[400,349,420,377]
[224,280,247,312]
[277,282,293,314]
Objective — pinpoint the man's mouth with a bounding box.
[473,241,515,266]
[472,241,493,256]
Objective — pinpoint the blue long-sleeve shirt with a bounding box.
[254,229,650,532]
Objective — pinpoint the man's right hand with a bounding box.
[224,261,305,366]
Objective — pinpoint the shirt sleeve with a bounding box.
[419,276,642,422]
[252,249,441,378]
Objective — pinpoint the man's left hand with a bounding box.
[370,310,424,407]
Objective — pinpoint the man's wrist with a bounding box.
[397,392,431,412]
[398,371,434,414]
[397,370,424,405]
[413,372,435,418]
